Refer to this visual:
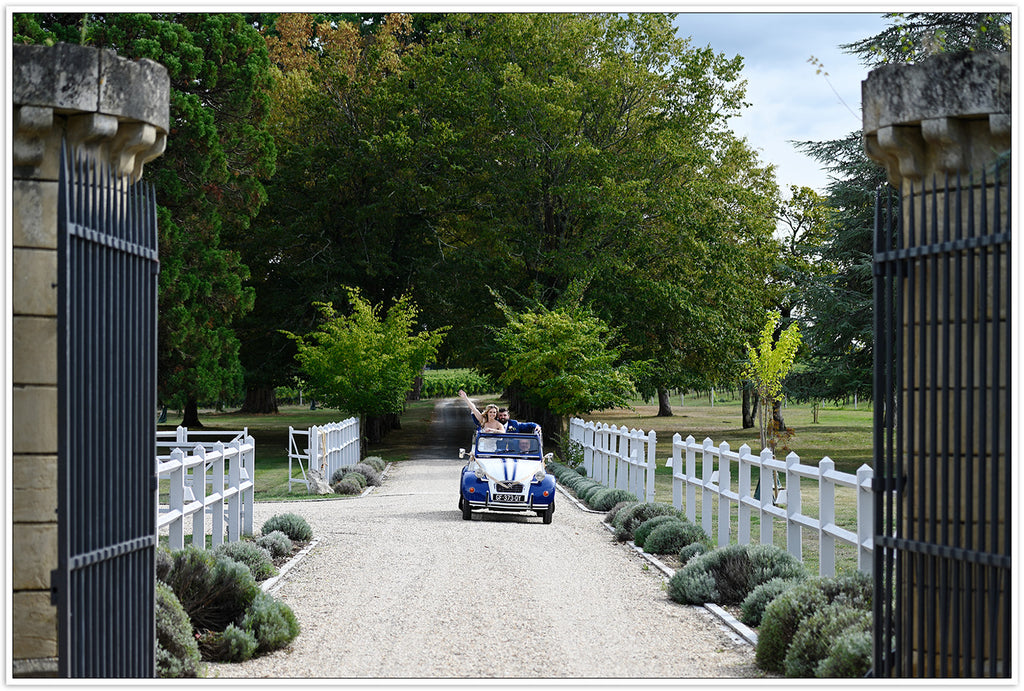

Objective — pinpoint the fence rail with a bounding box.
[668,434,873,576]
[288,418,360,492]
[156,434,255,551]
[567,417,873,577]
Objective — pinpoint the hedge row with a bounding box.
[155,513,311,676]
[546,458,638,511]
[600,496,873,678]
[330,456,387,495]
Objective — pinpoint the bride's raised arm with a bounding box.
[458,389,484,426]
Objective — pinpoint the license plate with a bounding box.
[493,493,525,503]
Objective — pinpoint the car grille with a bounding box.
[495,482,524,492]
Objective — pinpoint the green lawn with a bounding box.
[159,399,441,501]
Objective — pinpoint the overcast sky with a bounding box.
[673,11,891,197]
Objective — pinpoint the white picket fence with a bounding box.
[566,417,874,577]
[668,434,874,577]
[287,417,360,492]
[156,427,255,551]
[569,418,657,502]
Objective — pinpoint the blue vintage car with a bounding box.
[458,431,556,523]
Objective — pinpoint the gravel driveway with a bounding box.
[207,400,759,680]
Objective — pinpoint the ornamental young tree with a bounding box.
[492,304,640,440]
[743,312,802,456]
[283,289,447,443]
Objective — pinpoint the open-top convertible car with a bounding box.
[458,432,556,523]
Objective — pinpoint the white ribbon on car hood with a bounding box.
[472,457,545,485]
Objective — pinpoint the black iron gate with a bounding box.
[873,166,1011,677]
[55,143,159,677]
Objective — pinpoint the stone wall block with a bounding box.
[12,43,99,112]
[13,316,57,386]
[12,248,57,317]
[12,386,58,455]
[99,52,170,132]
[13,180,59,249]
[12,456,59,523]
[12,594,58,659]
[12,524,58,590]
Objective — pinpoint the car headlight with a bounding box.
[474,467,486,480]
[533,468,546,483]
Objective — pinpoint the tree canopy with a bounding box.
[239,12,779,419]
[14,12,277,425]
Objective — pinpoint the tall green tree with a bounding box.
[791,12,1010,404]
[792,133,886,403]
[402,13,778,395]
[234,13,434,413]
[13,13,276,426]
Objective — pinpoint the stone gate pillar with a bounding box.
[12,42,168,677]
[863,52,1010,676]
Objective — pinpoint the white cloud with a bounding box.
[674,11,890,195]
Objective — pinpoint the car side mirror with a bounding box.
[544,453,553,463]
[459,448,466,459]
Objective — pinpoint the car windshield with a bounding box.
[475,433,539,456]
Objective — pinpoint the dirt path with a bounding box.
[207,399,759,680]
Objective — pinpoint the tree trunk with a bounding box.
[656,388,673,417]
[406,375,423,402]
[239,385,279,414]
[742,384,757,429]
[365,414,392,444]
[181,397,203,428]
[773,399,785,431]
[504,388,559,446]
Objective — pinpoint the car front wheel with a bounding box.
[542,503,554,524]
[461,497,473,521]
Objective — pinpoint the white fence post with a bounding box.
[737,444,753,545]
[644,429,657,503]
[818,457,836,576]
[684,435,697,523]
[670,433,683,512]
[190,445,206,548]
[701,437,715,538]
[857,465,874,574]
[583,421,595,477]
[785,451,802,564]
[226,439,241,543]
[210,442,225,548]
[242,435,255,537]
[167,448,185,551]
[717,441,731,547]
[758,448,774,546]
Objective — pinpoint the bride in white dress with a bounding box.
[458,389,506,448]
